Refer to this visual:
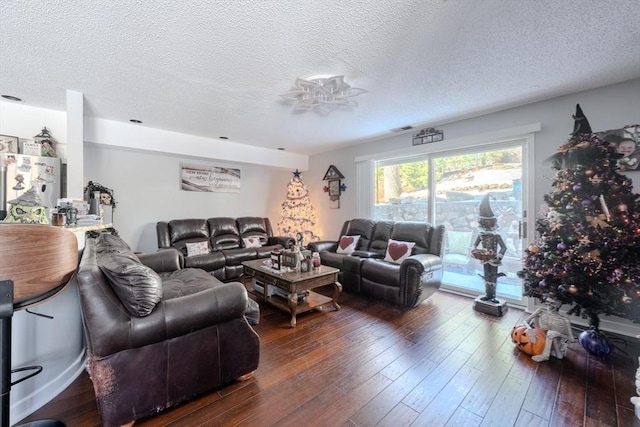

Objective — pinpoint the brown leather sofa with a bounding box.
[307,219,445,307]
[156,217,293,282]
[76,233,260,427]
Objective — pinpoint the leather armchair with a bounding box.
[77,234,260,426]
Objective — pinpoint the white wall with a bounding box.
[0,102,68,159]
[84,144,293,252]
[307,78,640,239]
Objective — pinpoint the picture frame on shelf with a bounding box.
[412,127,443,146]
[0,134,19,153]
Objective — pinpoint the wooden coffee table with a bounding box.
[242,259,342,327]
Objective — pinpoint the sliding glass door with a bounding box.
[372,139,530,304]
[433,145,524,302]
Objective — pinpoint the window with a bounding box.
[373,157,429,221]
[356,124,540,304]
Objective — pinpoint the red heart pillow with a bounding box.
[388,242,408,260]
[336,235,360,254]
[243,236,262,248]
[384,239,416,264]
[339,236,354,250]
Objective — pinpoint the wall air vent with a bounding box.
[390,125,414,133]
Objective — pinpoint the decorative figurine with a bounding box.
[471,194,508,316]
[3,186,49,224]
[519,296,575,362]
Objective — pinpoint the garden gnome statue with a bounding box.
[471,194,508,316]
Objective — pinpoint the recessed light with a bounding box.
[129,119,142,124]
[1,95,23,102]
[219,136,228,140]
[277,147,285,151]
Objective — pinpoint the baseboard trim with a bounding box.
[11,349,87,425]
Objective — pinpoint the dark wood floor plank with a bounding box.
[20,290,640,427]
[402,349,472,413]
[376,402,419,427]
[445,406,483,427]
[520,356,563,421]
[514,409,550,427]
[307,372,393,427]
[348,356,439,425]
[585,353,618,426]
[480,375,530,426]
[459,349,516,418]
[549,345,588,426]
[412,363,483,426]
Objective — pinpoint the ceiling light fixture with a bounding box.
[280,75,366,114]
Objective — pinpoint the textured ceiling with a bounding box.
[1,0,639,155]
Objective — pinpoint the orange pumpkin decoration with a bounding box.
[511,325,547,356]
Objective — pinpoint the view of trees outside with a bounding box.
[374,148,522,206]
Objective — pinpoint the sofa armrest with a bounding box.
[307,240,338,253]
[268,235,295,249]
[400,254,443,306]
[403,253,442,272]
[156,221,171,248]
[137,248,183,273]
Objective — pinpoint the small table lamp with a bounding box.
[0,224,78,427]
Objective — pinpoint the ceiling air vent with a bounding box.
[390,125,413,133]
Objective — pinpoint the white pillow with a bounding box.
[384,239,416,264]
[185,241,210,257]
[336,235,360,254]
[243,236,263,248]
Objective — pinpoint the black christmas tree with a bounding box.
[520,105,640,354]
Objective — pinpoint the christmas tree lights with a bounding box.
[276,169,320,244]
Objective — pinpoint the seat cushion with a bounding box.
[361,259,401,287]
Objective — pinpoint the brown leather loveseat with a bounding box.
[76,233,260,427]
[156,217,293,282]
[307,219,445,307]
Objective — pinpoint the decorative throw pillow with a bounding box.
[242,236,263,248]
[384,239,416,264]
[336,235,360,254]
[185,241,210,257]
[99,253,163,317]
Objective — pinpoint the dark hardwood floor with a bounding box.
[21,288,640,427]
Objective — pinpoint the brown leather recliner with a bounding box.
[156,216,294,282]
[76,233,260,427]
[308,219,445,307]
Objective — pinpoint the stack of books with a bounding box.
[76,214,102,226]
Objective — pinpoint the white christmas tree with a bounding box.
[277,169,320,244]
